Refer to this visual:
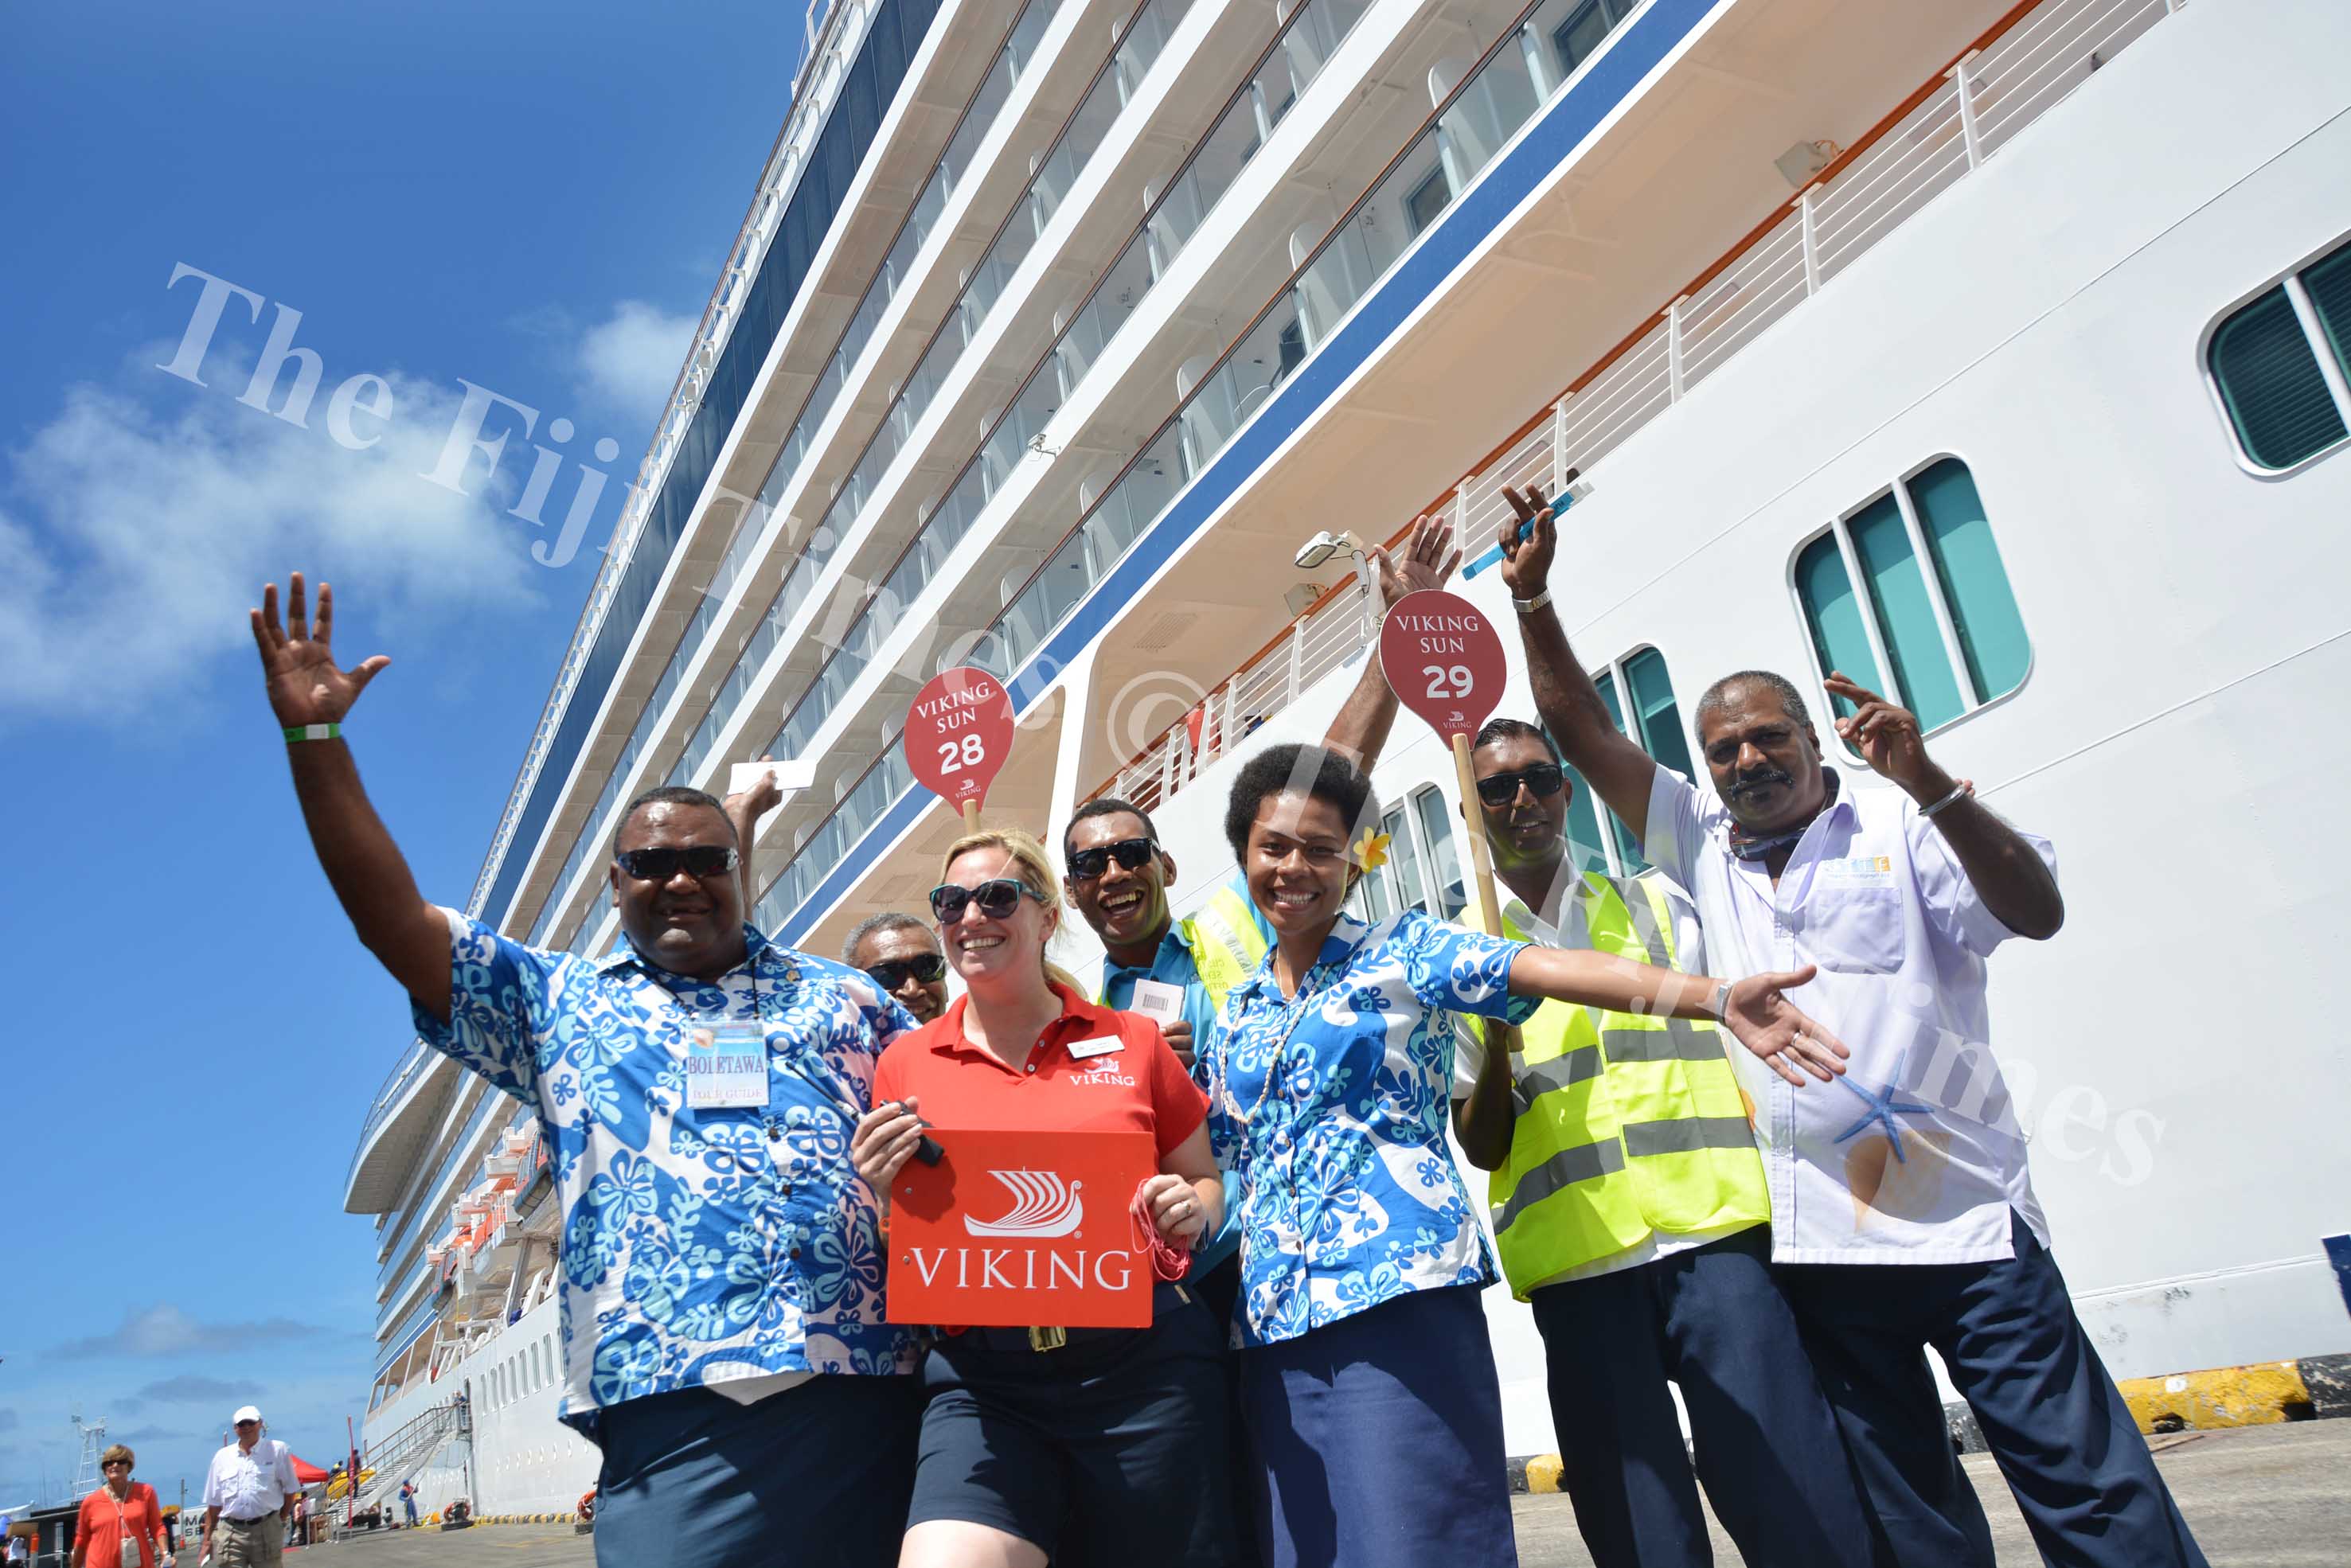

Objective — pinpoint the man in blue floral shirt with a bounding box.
[251,573,920,1568]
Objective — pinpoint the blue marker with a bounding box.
[1462,477,1587,579]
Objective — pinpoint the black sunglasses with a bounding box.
[616,845,740,881]
[866,953,947,991]
[1474,763,1568,808]
[1067,837,1159,882]
[929,878,1045,924]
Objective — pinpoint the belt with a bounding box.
[223,1511,275,1523]
[954,1280,1197,1357]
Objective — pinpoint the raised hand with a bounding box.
[250,572,390,730]
[1825,671,1936,793]
[724,755,787,823]
[1721,966,1849,1086]
[1368,512,1463,607]
[1497,483,1559,599]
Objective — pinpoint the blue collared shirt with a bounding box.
[414,910,921,1432]
[1201,908,1533,1347]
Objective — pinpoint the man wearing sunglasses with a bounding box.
[844,912,949,1024]
[1489,491,2199,1568]
[248,573,922,1568]
[1449,719,1874,1568]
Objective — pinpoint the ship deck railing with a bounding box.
[1095,0,2181,814]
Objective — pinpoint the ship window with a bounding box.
[1792,459,2028,749]
[2206,237,2351,472]
[1548,646,1689,879]
[1404,166,1451,235]
[1344,785,1469,922]
[1552,0,1634,76]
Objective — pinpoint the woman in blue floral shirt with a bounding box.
[1202,745,1845,1568]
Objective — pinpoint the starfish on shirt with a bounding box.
[1830,1052,1934,1164]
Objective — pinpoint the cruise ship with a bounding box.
[346,0,2351,1516]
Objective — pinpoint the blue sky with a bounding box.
[0,0,808,1505]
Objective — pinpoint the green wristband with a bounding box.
[283,723,342,743]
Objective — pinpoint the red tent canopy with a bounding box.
[287,1455,332,1485]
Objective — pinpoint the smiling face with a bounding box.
[1698,677,1828,834]
[936,845,1056,999]
[1243,790,1355,943]
[608,801,746,979]
[1064,809,1173,953]
[849,921,948,1024]
[1471,730,1569,878]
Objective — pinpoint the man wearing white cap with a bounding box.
[202,1408,298,1568]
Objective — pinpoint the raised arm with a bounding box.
[721,757,786,915]
[1497,485,1661,841]
[252,573,451,1022]
[1509,946,1848,1086]
[1825,673,2063,939]
[1322,513,1463,770]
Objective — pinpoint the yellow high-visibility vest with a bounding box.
[1095,883,1271,1012]
[1486,873,1770,1300]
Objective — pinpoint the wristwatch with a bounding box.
[1708,981,1732,1022]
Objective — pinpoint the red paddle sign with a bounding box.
[1379,590,1509,740]
[905,667,1015,811]
[886,1128,1158,1328]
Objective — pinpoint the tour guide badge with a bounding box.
[885,1128,1158,1328]
[904,665,1017,833]
[1380,587,1511,937]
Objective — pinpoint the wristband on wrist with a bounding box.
[1512,587,1552,614]
[1707,980,1732,1022]
[283,723,342,743]
[1919,778,1974,818]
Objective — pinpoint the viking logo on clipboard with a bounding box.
[963,1169,1085,1238]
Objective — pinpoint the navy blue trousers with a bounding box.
[592,1375,921,1568]
[1530,1227,1877,1568]
[1775,1212,2208,1568]
[1241,1285,1518,1568]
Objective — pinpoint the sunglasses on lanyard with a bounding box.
[1066,837,1159,882]
[615,845,740,881]
[866,952,947,990]
[929,878,1046,924]
[1474,763,1568,808]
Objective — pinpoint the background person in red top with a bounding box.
[74,1445,169,1568]
[856,828,1244,1568]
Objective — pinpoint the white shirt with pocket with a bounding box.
[202,1438,296,1520]
[1646,767,2058,1265]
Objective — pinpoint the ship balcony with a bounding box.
[495,0,1146,942]
[730,0,2177,951]
[515,0,1300,958]
[346,1040,461,1216]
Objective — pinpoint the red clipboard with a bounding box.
[885,1128,1158,1328]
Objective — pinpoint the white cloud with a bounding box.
[0,366,540,724]
[576,300,696,429]
[54,1304,330,1359]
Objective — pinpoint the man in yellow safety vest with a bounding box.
[1453,717,1875,1568]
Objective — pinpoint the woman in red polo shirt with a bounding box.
[855,827,1240,1568]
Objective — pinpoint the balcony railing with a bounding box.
[754,0,2178,934]
[471,0,881,919]
[526,0,1066,949]
[1096,0,2180,810]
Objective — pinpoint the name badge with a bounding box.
[1068,1036,1125,1060]
[685,1020,769,1109]
[1127,978,1186,1028]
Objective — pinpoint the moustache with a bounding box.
[1728,766,1794,800]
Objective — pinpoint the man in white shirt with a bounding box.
[1494,487,2205,1567]
[202,1407,298,1567]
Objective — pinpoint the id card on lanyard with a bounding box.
[685,1019,771,1110]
